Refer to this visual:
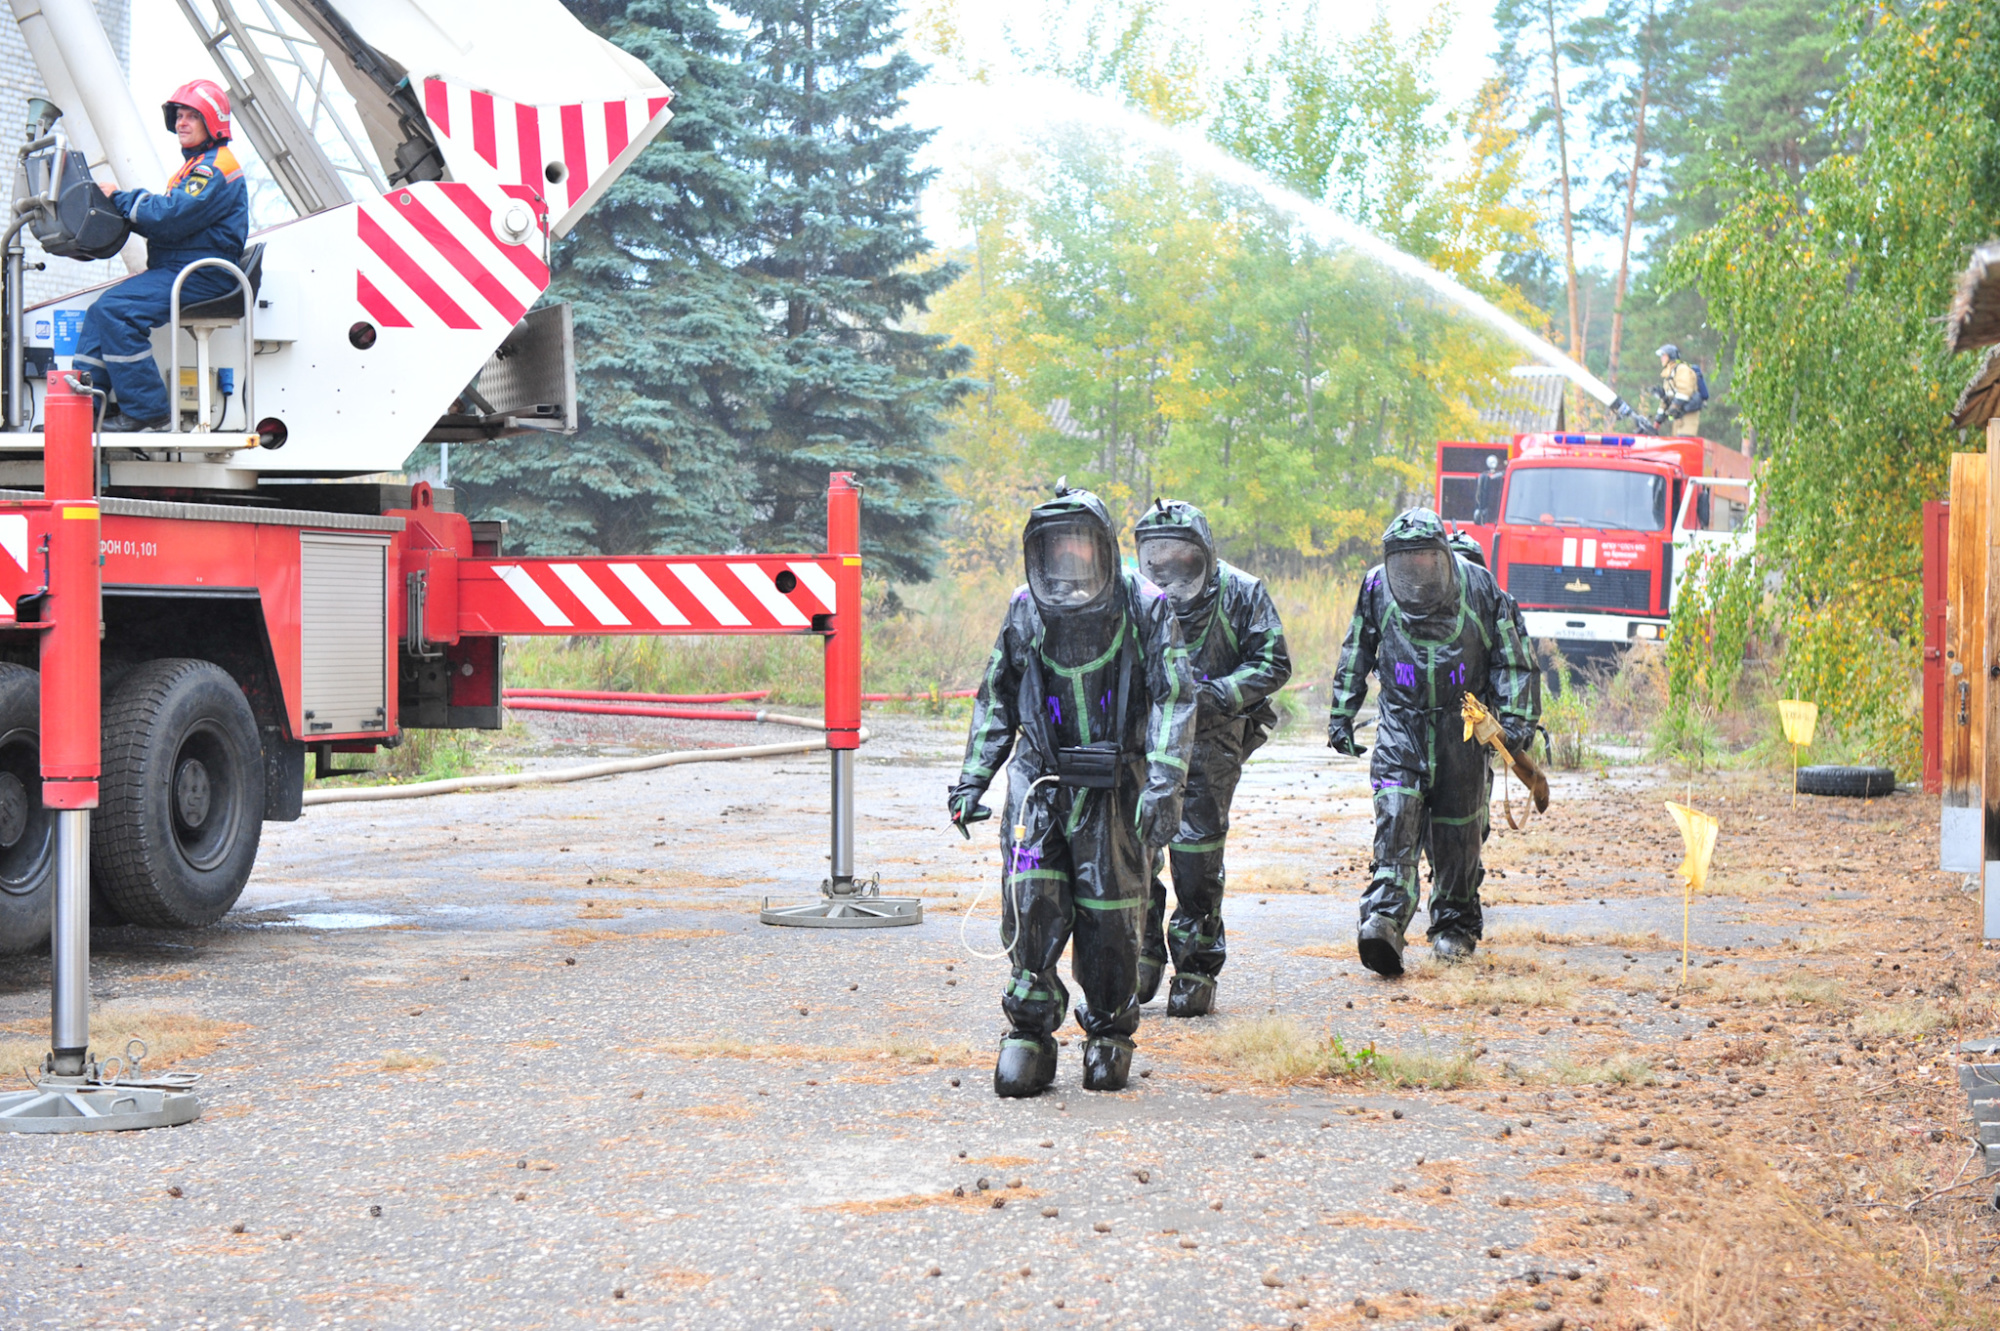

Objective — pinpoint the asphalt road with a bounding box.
[0,714,1795,1328]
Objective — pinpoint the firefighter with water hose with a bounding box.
[1327,509,1542,977]
[76,80,248,432]
[1653,344,1707,435]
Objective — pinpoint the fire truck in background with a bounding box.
[0,0,870,956]
[1435,431,1755,672]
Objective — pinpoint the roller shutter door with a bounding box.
[300,532,389,734]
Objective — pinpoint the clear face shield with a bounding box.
[1026,523,1110,611]
[1136,533,1211,612]
[1384,546,1458,618]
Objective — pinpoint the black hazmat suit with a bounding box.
[1131,501,1291,1014]
[949,488,1196,1093]
[1327,510,1538,971]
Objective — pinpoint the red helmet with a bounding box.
[162,80,230,143]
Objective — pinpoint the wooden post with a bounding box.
[1984,427,2000,938]
[1947,453,1987,871]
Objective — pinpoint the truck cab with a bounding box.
[1435,431,1754,664]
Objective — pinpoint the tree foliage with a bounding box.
[1668,0,2000,768]
[929,123,1520,571]
[446,0,780,556]
[735,0,973,581]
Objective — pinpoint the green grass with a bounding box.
[305,726,516,789]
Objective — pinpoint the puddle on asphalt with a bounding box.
[267,912,408,930]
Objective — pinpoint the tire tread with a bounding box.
[1795,764,1896,799]
[95,658,261,929]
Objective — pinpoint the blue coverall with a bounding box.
[74,141,248,424]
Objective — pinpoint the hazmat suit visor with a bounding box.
[1026,523,1112,611]
[1384,547,1458,618]
[1135,533,1211,611]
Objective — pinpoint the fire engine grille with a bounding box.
[1507,564,1653,613]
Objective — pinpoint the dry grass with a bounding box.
[381,1049,441,1072]
[1851,1002,1951,1039]
[643,1037,980,1067]
[551,927,726,947]
[1620,1138,2000,1331]
[1202,1017,1480,1090]
[1407,952,1580,1010]
[0,1005,241,1082]
[1527,1053,1658,1086]
[1736,971,1845,1008]
[1230,866,1337,895]
[1483,924,1665,950]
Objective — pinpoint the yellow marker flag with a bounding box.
[1664,800,1718,987]
[1777,700,1817,747]
[1777,700,1817,809]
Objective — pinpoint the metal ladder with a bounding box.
[172,0,388,217]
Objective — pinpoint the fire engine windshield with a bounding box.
[1502,467,1667,532]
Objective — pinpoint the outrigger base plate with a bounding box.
[0,1076,201,1133]
[761,875,922,929]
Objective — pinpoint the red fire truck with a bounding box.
[0,0,879,962]
[1434,431,1755,667]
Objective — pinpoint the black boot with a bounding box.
[1165,972,1215,1017]
[1431,931,1476,963]
[99,412,169,433]
[1357,913,1407,978]
[993,1032,1058,1098]
[1135,954,1165,1005]
[1080,1036,1133,1091]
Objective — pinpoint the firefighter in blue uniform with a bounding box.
[77,80,249,432]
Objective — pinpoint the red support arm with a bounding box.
[39,373,98,808]
[823,473,862,750]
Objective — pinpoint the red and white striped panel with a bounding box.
[420,78,674,235]
[355,181,551,334]
[458,556,845,636]
[0,513,27,623]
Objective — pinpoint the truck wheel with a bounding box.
[95,659,265,929]
[1795,765,1897,799]
[0,664,53,953]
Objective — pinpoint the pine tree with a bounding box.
[447,0,781,556]
[735,0,971,581]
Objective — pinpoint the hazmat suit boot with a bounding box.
[993,1031,1059,1098]
[1165,971,1215,1017]
[1357,912,1407,978]
[1432,931,1476,964]
[1135,953,1165,1006]
[1080,1035,1133,1091]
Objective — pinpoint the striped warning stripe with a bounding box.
[419,78,674,234]
[470,558,838,635]
[355,181,550,333]
[0,514,25,623]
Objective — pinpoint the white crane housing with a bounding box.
[3,0,672,485]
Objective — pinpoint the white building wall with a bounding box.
[0,0,132,306]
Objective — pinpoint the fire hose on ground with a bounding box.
[303,723,864,806]
[304,697,851,806]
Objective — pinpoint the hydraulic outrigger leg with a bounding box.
[761,473,920,929]
[0,371,200,1131]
